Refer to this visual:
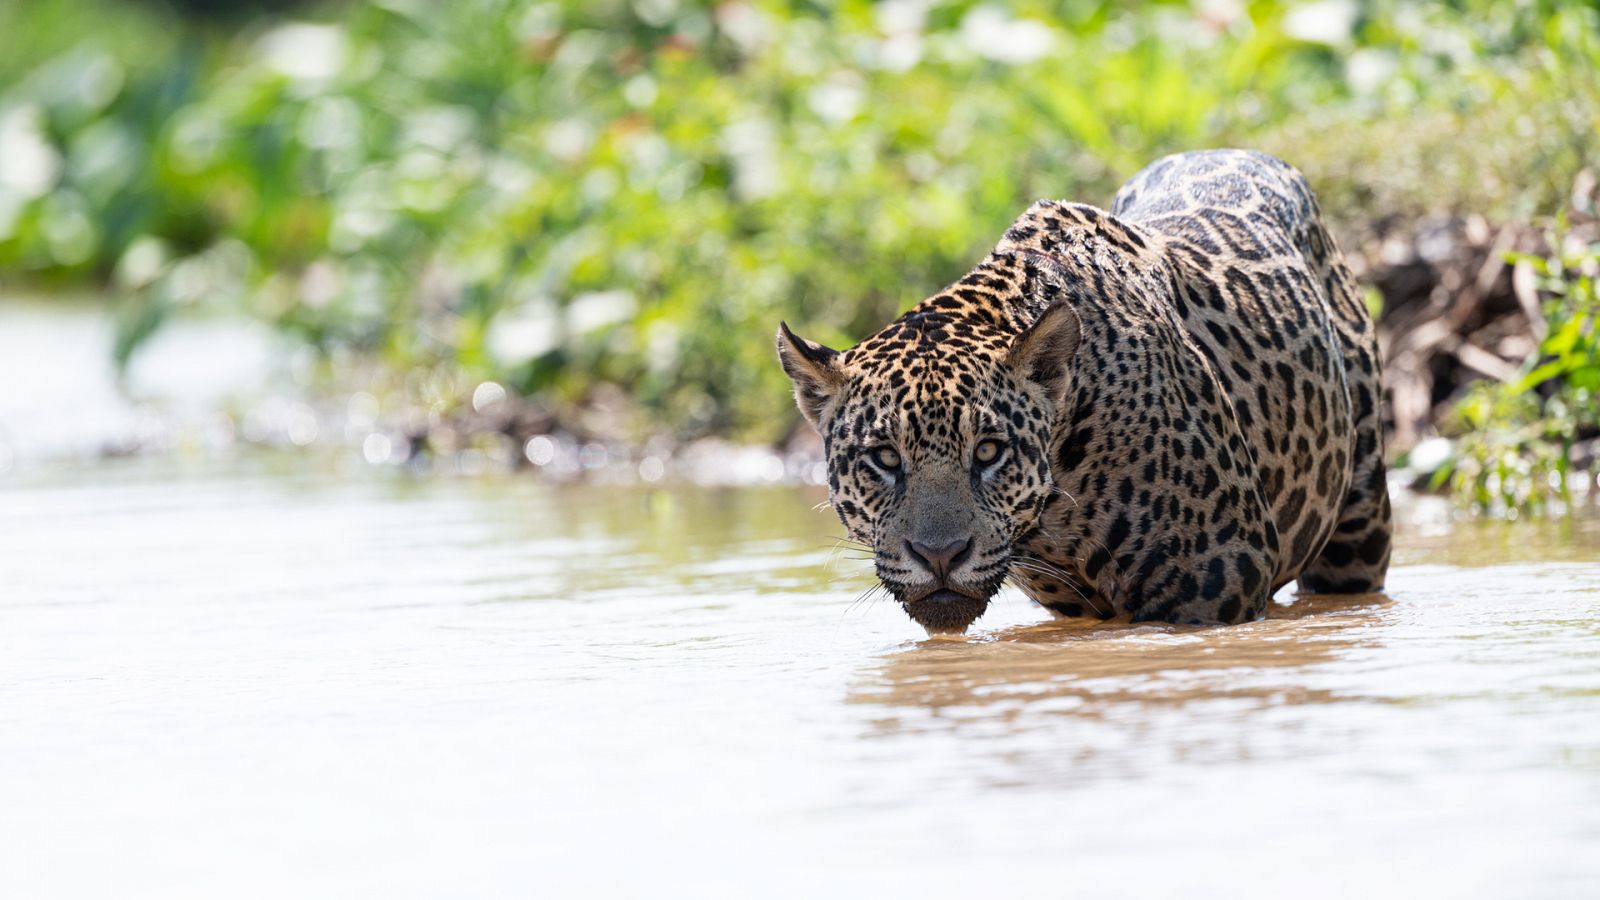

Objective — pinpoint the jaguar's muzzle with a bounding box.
[904,587,990,634]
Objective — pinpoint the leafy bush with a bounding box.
[1443,228,1600,513]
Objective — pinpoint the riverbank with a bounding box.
[5,180,1599,507]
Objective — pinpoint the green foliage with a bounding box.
[1443,230,1600,514]
[1,0,1598,441]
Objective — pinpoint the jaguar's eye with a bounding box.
[974,438,1005,466]
[871,446,902,471]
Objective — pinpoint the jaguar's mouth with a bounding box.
[904,588,990,634]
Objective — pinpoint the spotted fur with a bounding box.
[778,150,1391,632]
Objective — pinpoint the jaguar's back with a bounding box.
[1110,150,1390,593]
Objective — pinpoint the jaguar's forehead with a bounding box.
[840,249,1031,375]
[844,310,1015,377]
[838,377,1008,436]
[828,314,1027,449]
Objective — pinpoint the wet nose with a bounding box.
[906,537,973,581]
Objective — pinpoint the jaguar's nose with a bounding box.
[906,537,973,581]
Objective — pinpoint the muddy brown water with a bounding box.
[2,460,1598,898]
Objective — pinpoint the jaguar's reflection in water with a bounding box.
[850,591,1399,779]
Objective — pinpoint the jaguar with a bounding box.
[777,149,1391,634]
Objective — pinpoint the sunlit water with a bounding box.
[3,460,1599,898]
[0,300,286,464]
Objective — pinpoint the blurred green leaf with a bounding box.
[1,0,1597,445]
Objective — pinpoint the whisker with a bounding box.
[1007,556,1111,618]
[819,536,876,573]
[1047,484,1080,509]
[1030,513,1129,595]
[1005,574,1042,606]
[822,536,872,550]
[842,582,890,618]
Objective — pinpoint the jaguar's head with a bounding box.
[777,270,1081,634]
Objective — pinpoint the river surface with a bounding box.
[2,460,1599,899]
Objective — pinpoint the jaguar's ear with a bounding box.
[1006,301,1081,403]
[776,321,845,428]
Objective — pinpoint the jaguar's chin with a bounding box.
[903,588,990,635]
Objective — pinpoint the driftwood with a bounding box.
[1339,169,1599,456]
